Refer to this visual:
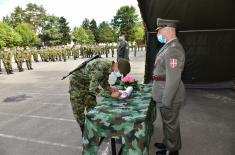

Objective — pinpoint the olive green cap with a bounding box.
[156,18,179,30]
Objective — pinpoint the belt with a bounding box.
[152,75,166,81]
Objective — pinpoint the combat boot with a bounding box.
[155,143,166,150]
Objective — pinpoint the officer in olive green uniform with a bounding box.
[152,18,185,155]
[69,58,130,135]
[117,34,129,61]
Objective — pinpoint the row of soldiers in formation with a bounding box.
[0,44,145,75]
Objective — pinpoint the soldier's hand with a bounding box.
[111,86,118,92]
[111,92,121,98]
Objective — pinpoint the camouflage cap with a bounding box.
[117,58,130,76]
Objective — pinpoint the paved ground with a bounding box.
[0,50,234,155]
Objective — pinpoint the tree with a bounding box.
[89,19,98,43]
[72,27,94,45]
[135,22,145,41]
[72,27,88,44]
[41,15,62,46]
[58,17,71,45]
[24,3,46,31]
[81,18,90,30]
[86,29,95,44]
[2,3,46,31]
[15,23,40,47]
[111,6,138,41]
[3,6,25,27]
[0,22,22,48]
[97,21,116,43]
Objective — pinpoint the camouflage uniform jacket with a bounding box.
[73,58,113,97]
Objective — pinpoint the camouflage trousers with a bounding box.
[33,54,39,62]
[15,59,24,72]
[26,59,32,70]
[69,74,97,132]
[2,59,13,74]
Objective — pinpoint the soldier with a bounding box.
[24,49,33,70]
[61,48,67,62]
[32,48,39,62]
[117,34,129,61]
[134,43,138,57]
[14,48,24,72]
[0,50,2,73]
[2,48,13,74]
[69,58,130,135]
[152,18,185,155]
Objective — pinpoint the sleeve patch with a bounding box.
[170,59,177,68]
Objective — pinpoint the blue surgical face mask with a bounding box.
[112,71,122,78]
[157,35,167,44]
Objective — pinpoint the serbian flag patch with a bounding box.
[170,59,177,68]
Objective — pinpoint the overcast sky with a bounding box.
[0,0,140,28]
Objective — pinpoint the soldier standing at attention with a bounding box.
[69,58,130,135]
[24,48,33,70]
[14,48,24,72]
[2,48,13,74]
[117,34,129,61]
[0,50,2,73]
[152,18,186,155]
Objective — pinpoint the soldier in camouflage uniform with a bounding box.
[69,58,130,134]
[2,49,13,74]
[24,49,33,70]
[0,50,2,73]
[61,48,67,62]
[14,48,24,72]
[31,47,39,62]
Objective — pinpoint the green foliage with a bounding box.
[58,17,71,45]
[97,21,116,43]
[111,6,138,42]
[89,19,98,43]
[135,22,145,41]
[24,3,46,30]
[3,3,46,31]
[81,18,90,30]
[15,23,40,47]
[0,22,22,48]
[41,15,62,46]
[86,29,95,44]
[3,6,25,27]
[72,27,95,45]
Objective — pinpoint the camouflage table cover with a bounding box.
[83,84,156,155]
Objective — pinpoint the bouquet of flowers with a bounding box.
[121,75,138,90]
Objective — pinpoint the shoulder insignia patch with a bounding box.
[170,59,177,68]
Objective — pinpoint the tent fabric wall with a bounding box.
[137,0,235,84]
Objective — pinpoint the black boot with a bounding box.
[154,143,166,150]
[80,124,84,136]
[156,150,179,155]
[169,151,179,155]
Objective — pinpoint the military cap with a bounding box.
[117,58,130,76]
[156,18,179,30]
